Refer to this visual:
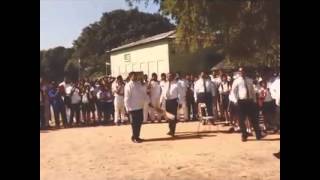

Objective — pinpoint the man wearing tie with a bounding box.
[194,71,216,123]
[231,68,265,142]
[160,73,183,137]
[124,72,149,143]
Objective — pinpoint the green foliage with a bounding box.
[40,47,74,81]
[127,0,280,67]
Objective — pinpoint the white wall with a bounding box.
[110,40,170,78]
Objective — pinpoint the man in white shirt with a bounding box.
[231,68,265,142]
[124,72,149,143]
[211,70,222,119]
[160,73,183,136]
[270,76,280,131]
[270,74,280,158]
[194,71,216,123]
[59,78,72,121]
[112,75,126,125]
[177,73,189,121]
[186,74,197,121]
[148,73,162,122]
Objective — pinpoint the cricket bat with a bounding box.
[153,107,175,120]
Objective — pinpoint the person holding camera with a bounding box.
[70,82,82,126]
[97,83,113,124]
[48,81,67,128]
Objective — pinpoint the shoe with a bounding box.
[247,132,253,136]
[235,127,241,133]
[136,138,144,142]
[228,127,235,133]
[256,133,267,140]
[131,136,142,143]
[167,132,175,137]
[242,136,247,142]
[273,152,280,159]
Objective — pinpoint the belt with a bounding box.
[166,98,178,101]
[238,99,253,101]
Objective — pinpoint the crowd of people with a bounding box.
[40,67,280,143]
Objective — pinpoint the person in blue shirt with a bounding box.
[48,81,67,128]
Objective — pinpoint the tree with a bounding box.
[40,47,74,81]
[71,8,175,77]
[126,0,280,67]
[40,9,175,80]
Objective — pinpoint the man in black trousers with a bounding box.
[186,74,197,121]
[124,72,149,143]
[230,68,266,142]
[160,73,183,137]
[194,71,216,124]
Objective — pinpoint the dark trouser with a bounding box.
[89,100,96,119]
[186,95,197,120]
[238,99,262,139]
[82,103,90,123]
[275,106,280,129]
[166,99,178,134]
[70,103,81,124]
[40,105,45,128]
[262,101,276,129]
[129,109,143,139]
[229,101,239,125]
[197,93,213,116]
[64,96,71,109]
[96,101,103,120]
[101,101,113,122]
[53,104,67,127]
[220,94,229,112]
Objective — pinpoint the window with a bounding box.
[124,53,131,62]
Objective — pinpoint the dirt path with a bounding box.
[40,122,280,180]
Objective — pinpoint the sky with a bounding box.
[40,0,160,50]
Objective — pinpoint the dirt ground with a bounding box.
[40,121,280,180]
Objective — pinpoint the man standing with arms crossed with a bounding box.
[112,75,126,125]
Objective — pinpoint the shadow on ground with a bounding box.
[143,134,216,142]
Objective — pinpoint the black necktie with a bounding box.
[203,79,207,94]
[166,81,171,99]
[244,78,250,99]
